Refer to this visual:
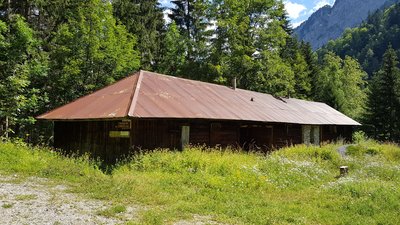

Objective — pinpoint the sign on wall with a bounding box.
[109,131,130,138]
[115,120,131,130]
[109,120,131,138]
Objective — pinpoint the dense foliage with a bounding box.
[319,2,400,77]
[315,53,367,119]
[113,0,164,70]
[0,15,47,138]
[0,0,140,141]
[1,141,399,224]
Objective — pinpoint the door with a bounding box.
[302,125,320,145]
[180,125,190,150]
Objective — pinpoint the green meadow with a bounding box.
[0,139,399,224]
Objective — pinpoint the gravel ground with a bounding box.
[0,175,138,225]
[0,175,223,225]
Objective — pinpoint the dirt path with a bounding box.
[0,175,137,225]
[337,145,352,157]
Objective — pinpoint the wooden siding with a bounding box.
[131,119,181,150]
[131,119,302,151]
[54,119,354,162]
[273,124,302,148]
[321,125,353,143]
[54,121,130,163]
[210,122,239,148]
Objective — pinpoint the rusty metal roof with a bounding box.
[37,74,139,120]
[38,70,360,125]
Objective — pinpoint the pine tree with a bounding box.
[158,21,187,76]
[113,0,164,70]
[169,0,212,80]
[365,45,400,141]
[209,0,290,95]
[281,36,312,99]
[299,41,319,98]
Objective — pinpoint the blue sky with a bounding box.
[159,0,336,28]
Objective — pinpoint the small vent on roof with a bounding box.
[232,77,237,90]
[251,97,254,102]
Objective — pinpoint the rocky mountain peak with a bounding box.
[294,0,392,50]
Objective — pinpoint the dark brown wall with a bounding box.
[131,119,181,150]
[131,119,303,151]
[54,121,130,163]
[54,119,354,162]
[272,124,302,148]
[321,125,353,143]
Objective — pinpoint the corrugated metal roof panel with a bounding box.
[131,71,360,125]
[37,73,139,120]
[38,70,360,125]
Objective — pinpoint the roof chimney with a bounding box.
[232,77,237,90]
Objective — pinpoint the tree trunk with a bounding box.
[7,0,11,20]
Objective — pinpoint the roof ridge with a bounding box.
[127,70,144,117]
[141,70,332,105]
[141,70,241,90]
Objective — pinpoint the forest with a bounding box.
[0,0,399,143]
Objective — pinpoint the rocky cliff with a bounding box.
[294,0,394,50]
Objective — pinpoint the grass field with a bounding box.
[0,139,399,224]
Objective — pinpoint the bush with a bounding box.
[353,131,368,144]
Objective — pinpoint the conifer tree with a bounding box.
[281,36,312,99]
[158,21,187,76]
[365,45,400,141]
[168,0,212,80]
[299,41,319,98]
[209,0,291,95]
[113,0,164,70]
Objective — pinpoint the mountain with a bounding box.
[318,2,400,76]
[294,0,396,50]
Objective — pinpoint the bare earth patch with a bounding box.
[0,175,138,225]
[173,215,223,225]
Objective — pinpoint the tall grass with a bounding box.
[0,140,399,224]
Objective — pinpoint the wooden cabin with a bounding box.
[38,70,359,162]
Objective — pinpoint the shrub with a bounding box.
[353,131,368,144]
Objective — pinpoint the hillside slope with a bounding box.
[318,2,400,76]
[294,0,395,50]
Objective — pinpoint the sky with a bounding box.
[159,0,336,28]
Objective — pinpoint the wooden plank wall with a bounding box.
[321,125,353,143]
[131,119,304,151]
[272,124,302,148]
[131,119,181,150]
[209,122,239,148]
[54,121,130,163]
[239,125,273,151]
[54,119,354,162]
